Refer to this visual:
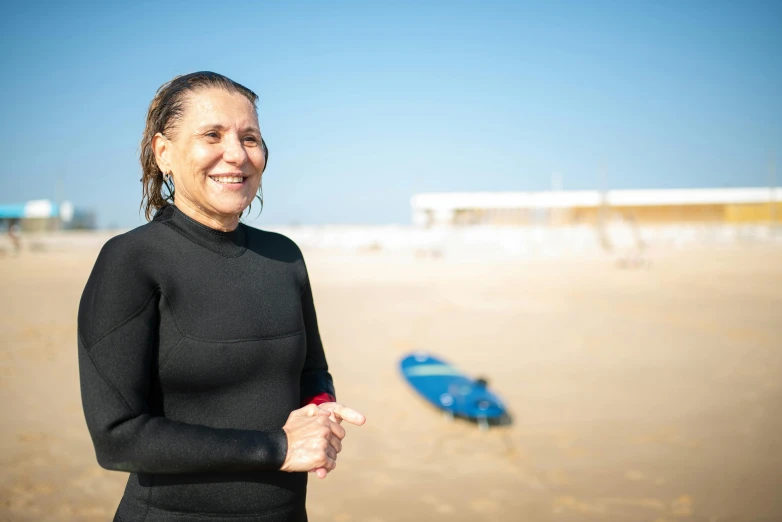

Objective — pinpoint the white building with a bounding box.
[411,188,782,227]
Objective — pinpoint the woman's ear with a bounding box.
[152,132,171,175]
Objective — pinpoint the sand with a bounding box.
[1,242,781,521]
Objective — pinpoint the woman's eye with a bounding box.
[205,131,220,139]
[243,136,259,145]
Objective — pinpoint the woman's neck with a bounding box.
[172,198,240,232]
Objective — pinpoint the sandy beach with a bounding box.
[2,240,781,521]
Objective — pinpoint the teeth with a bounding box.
[211,176,243,184]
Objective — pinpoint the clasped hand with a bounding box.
[280,402,365,479]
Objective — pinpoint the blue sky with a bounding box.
[2,1,780,227]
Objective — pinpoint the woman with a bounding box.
[78,71,365,522]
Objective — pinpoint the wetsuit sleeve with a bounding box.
[299,275,336,406]
[78,237,288,474]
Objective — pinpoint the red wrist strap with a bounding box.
[302,393,335,407]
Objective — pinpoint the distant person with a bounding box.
[77,72,365,522]
[607,213,647,268]
[7,218,21,255]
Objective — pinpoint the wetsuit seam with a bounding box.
[160,289,304,343]
[81,346,138,418]
[159,290,186,338]
[141,474,153,522]
[86,289,159,351]
[159,220,247,258]
[184,329,305,344]
[157,337,186,374]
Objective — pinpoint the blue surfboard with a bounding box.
[399,352,506,429]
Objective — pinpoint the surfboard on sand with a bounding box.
[399,352,507,430]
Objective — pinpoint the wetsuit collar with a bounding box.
[154,204,247,258]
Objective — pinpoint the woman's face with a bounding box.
[156,88,266,225]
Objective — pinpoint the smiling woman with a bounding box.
[140,73,269,230]
[78,72,365,522]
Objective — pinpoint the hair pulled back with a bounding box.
[140,71,268,221]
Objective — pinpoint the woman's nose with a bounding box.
[223,135,248,165]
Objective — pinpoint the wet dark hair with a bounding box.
[140,71,268,221]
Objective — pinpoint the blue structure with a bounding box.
[0,200,71,220]
[0,204,28,219]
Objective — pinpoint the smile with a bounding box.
[209,175,246,185]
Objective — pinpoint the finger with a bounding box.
[297,404,318,417]
[311,459,335,478]
[325,446,337,461]
[315,403,340,424]
[315,456,336,478]
[316,415,346,439]
[328,419,346,440]
[300,404,331,418]
[329,405,366,426]
[328,434,343,454]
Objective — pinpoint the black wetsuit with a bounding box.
[77,204,335,522]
